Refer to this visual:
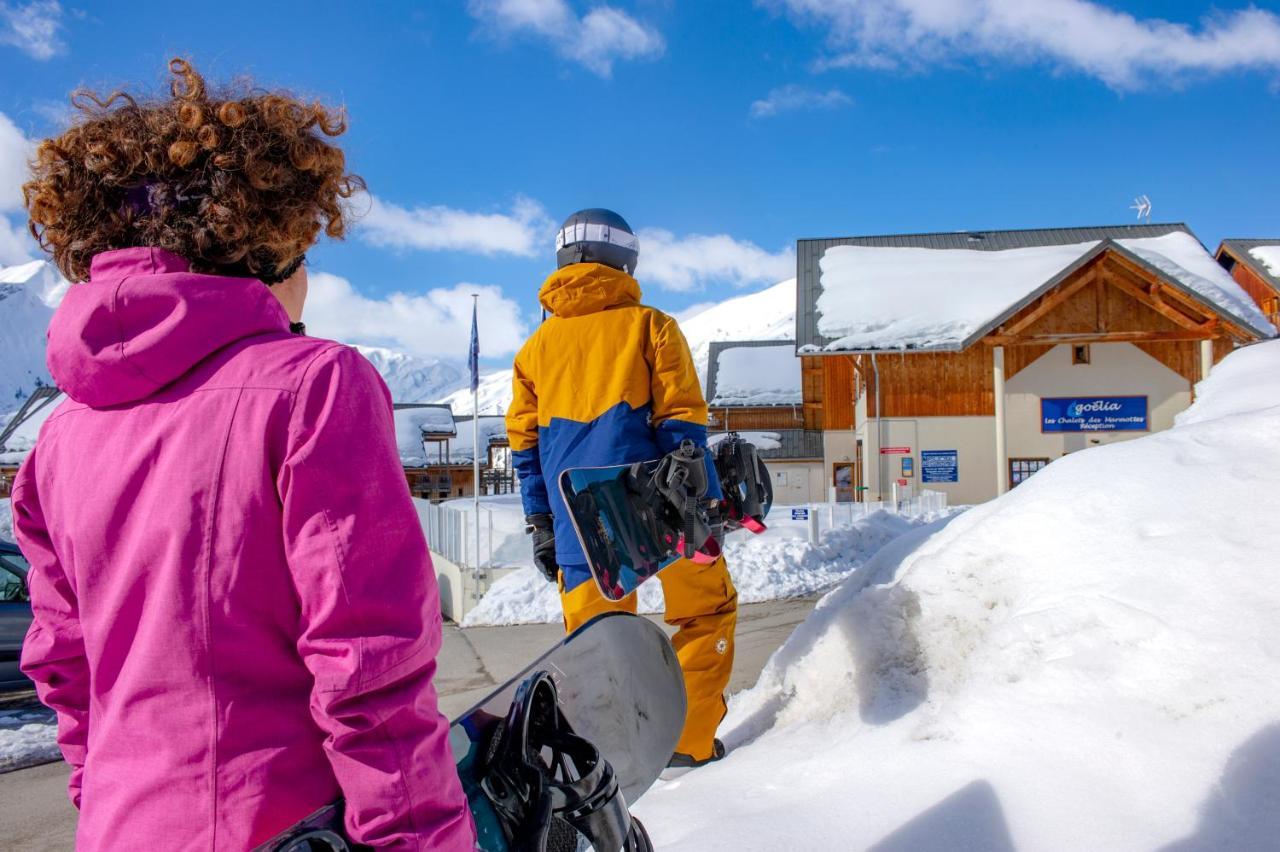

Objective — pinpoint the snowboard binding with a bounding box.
[628,440,720,565]
[481,671,653,852]
[712,433,773,535]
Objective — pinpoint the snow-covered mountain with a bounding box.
[352,345,468,404]
[0,259,61,409]
[439,277,798,416]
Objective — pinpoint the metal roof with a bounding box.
[705,339,799,407]
[710,429,823,461]
[794,223,1275,353]
[1219,238,1280,293]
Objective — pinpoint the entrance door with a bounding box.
[833,463,856,503]
[1009,457,1050,487]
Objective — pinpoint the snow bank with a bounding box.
[0,498,12,541]
[461,509,938,627]
[635,339,1280,851]
[812,233,1271,352]
[709,343,801,407]
[0,706,59,773]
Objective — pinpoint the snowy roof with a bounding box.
[393,404,456,466]
[709,428,822,460]
[1218,239,1280,296]
[445,416,508,464]
[796,224,1275,354]
[706,341,801,407]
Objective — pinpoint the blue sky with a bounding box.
[1,0,1278,366]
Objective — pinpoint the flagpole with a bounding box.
[471,294,482,582]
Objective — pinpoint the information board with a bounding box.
[921,450,958,483]
[1041,396,1147,432]
[791,508,810,521]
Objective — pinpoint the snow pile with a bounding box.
[812,232,1272,352]
[0,260,60,408]
[0,706,59,773]
[461,509,938,627]
[354,345,466,404]
[635,340,1280,851]
[1249,244,1280,281]
[0,498,12,542]
[709,343,801,406]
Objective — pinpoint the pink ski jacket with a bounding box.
[13,247,475,850]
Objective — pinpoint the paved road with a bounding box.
[0,597,817,849]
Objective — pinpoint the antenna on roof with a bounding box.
[1130,194,1152,222]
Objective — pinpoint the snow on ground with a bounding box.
[0,705,58,773]
[633,339,1280,851]
[709,342,801,407]
[813,232,1272,352]
[460,507,945,627]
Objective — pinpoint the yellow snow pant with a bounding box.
[559,555,738,762]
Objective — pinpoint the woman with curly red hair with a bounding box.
[14,60,475,850]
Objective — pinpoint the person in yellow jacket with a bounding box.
[506,208,736,767]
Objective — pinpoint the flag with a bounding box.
[469,300,480,394]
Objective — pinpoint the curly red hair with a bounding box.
[23,58,364,283]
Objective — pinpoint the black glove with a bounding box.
[525,514,559,582]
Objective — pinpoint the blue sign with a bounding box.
[901,456,914,477]
[1041,396,1147,433]
[791,508,810,521]
[921,450,958,483]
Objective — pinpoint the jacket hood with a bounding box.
[47,247,290,407]
[539,263,642,318]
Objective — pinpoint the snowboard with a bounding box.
[256,612,686,851]
[560,434,774,601]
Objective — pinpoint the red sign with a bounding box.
[879,446,911,455]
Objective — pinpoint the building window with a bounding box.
[1009,458,1049,487]
[1072,344,1090,365]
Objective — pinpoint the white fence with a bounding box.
[790,490,949,544]
[418,499,490,571]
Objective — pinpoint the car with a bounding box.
[0,540,33,690]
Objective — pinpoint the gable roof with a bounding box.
[797,223,1274,354]
[705,340,802,407]
[1218,239,1280,295]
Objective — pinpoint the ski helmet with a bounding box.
[555,208,639,276]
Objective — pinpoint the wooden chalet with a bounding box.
[0,387,62,500]
[704,340,824,503]
[1215,239,1280,330]
[394,404,513,501]
[795,224,1274,504]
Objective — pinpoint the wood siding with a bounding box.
[708,406,807,431]
[1225,257,1280,329]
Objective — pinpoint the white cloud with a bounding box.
[304,271,529,360]
[750,84,852,118]
[769,0,1280,88]
[0,111,36,212]
[469,0,665,77]
[638,229,795,292]
[0,0,63,60]
[0,214,34,266]
[358,194,552,257]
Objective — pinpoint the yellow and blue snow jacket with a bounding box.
[506,263,721,588]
